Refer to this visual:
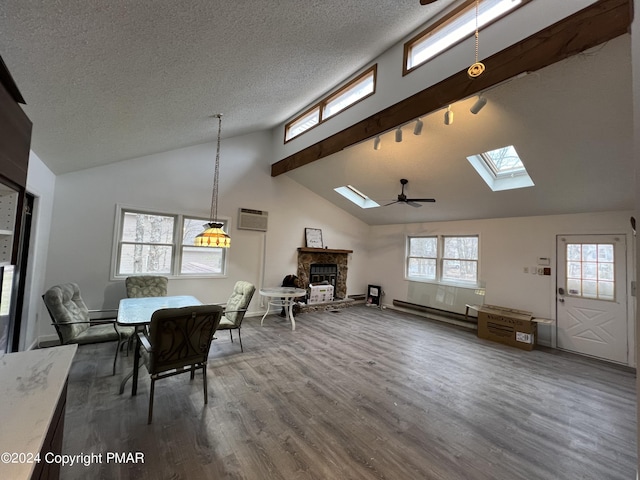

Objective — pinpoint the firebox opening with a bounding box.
[309,263,338,294]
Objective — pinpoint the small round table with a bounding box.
[259,287,306,330]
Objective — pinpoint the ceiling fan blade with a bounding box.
[407,201,423,208]
[383,200,401,207]
[406,198,436,203]
[420,0,439,4]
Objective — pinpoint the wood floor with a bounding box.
[61,306,637,480]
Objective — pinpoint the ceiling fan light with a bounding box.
[395,127,403,143]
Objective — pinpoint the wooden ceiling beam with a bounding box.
[271,0,631,177]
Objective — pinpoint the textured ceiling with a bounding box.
[0,0,455,174]
[1,1,633,226]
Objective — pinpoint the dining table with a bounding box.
[117,295,202,394]
[259,287,306,331]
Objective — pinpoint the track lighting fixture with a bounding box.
[395,127,403,142]
[444,106,453,125]
[413,118,423,136]
[470,95,487,114]
[373,135,381,150]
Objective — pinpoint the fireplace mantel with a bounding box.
[297,248,353,254]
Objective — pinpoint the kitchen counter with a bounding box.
[0,345,77,479]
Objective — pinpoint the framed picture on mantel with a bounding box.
[305,228,324,248]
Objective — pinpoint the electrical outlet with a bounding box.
[537,267,544,275]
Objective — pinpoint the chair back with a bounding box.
[126,276,168,298]
[224,281,255,326]
[42,283,90,344]
[146,304,223,375]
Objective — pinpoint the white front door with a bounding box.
[556,235,628,364]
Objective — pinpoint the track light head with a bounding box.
[444,106,454,125]
[395,127,403,142]
[373,135,381,150]
[470,95,487,114]
[413,118,423,136]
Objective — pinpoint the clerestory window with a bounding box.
[404,0,530,75]
[285,65,377,142]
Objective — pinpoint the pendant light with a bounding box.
[194,114,231,248]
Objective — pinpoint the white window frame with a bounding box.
[111,205,229,280]
[466,145,534,191]
[406,234,480,286]
[406,236,438,281]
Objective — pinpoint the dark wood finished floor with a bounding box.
[60,306,636,480]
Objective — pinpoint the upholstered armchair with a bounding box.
[125,275,168,298]
[42,283,133,375]
[215,281,255,352]
[133,304,223,424]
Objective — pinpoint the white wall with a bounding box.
[23,151,57,349]
[365,211,636,365]
[40,130,370,340]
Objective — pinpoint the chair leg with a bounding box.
[238,328,243,353]
[113,340,119,376]
[203,365,208,405]
[229,330,233,343]
[148,378,155,424]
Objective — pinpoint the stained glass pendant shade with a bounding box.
[194,114,231,248]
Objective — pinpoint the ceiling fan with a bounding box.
[384,179,436,208]
[419,0,440,4]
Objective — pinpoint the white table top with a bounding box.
[259,287,306,297]
[117,295,202,326]
[0,345,77,480]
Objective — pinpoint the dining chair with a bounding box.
[42,282,134,375]
[125,275,168,298]
[134,304,223,424]
[215,281,255,352]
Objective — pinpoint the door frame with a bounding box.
[555,233,635,366]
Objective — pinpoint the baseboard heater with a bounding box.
[392,299,477,328]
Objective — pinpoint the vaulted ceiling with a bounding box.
[285,35,633,225]
[0,0,634,226]
[0,0,457,174]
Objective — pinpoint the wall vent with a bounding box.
[238,208,268,232]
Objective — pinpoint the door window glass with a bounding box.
[566,243,614,300]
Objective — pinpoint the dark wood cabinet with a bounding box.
[0,55,32,266]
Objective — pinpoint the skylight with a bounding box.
[334,185,380,209]
[466,145,534,191]
[404,0,527,74]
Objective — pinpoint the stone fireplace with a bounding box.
[297,247,352,300]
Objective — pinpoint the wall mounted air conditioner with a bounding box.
[237,208,268,232]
